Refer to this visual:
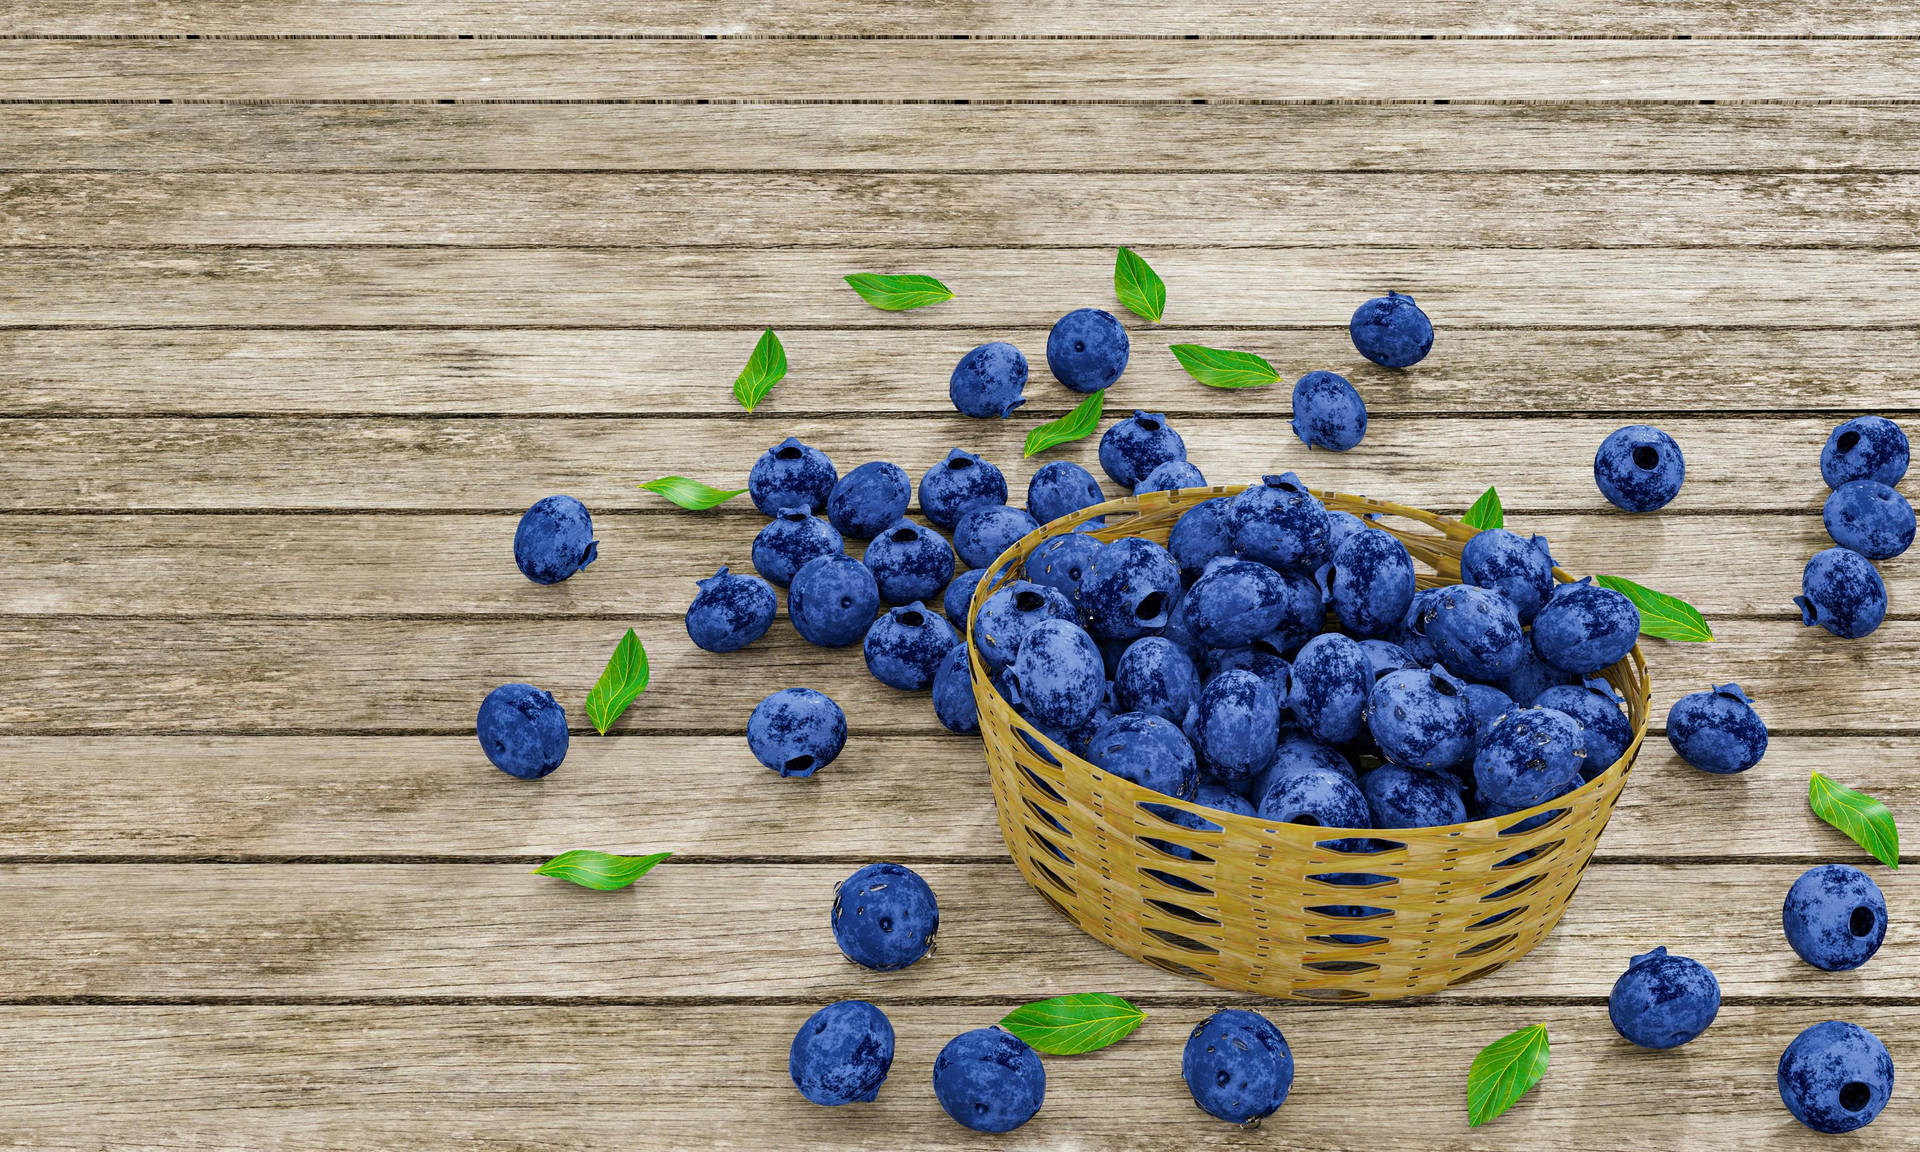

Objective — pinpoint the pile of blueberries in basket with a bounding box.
[472,294,1898,1135]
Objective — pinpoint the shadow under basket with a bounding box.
[967,485,1651,1002]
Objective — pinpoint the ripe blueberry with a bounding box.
[1113,636,1201,724]
[943,566,987,630]
[1797,546,1887,639]
[1023,531,1102,599]
[862,601,962,690]
[1290,370,1367,451]
[1361,764,1468,829]
[1778,1020,1894,1134]
[948,341,1029,419]
[1099,410,1186,488]
[1531,577,1641,674]
[972,580,1077,673]
[1168,497,1239,583]
[685,565,777,653]
[1783,864,1887,972]
[1349,291,1433,369]
[1078,537,1183,641]
[475,682,568,780]
[748,436,837,516]
[862,517,956,605]
[747,687,847,778]
[1823,479,1915,560]
[1192,669,1281,783]
[1608,947,1719,1049]
[1254,761,1369,828]
[1324,528,1416,638]
[1462,681,1517,739]
[1536,676,1633,778]
[1473,706,1587,808]
[1821,415,1909,489]
[1004,618,1104,729]
[952,503,1039,570]
[513,494,599,585]
[1136,459,1207,495]
[918,448,1008,530]
[1182,1009,1293,1125]
[1417,583,1526,680]
[787,554,879,649]
[1185,559,1290,648]
[751,505,843,587]
[932,1027,1045,1133]
[1666,683,1766,775]
[931,643,979,735]
[1047,307,1130,393]
[790,1000,894,1107]
[1594,425,1685,512]
[1025,460,1106,525]
[1088,711,1200,799]
[1367,666,1475,773]
[826,460,912,540]
[831,861,938,971]
[1460,529,1557,623]
[1230,472,1332,571]
[1285,633,1371,746]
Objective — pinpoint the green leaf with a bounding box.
[1024,389,1106,458]
[1167,344,1280,390]
[843,273,954,311]
[1468,1023,1550,1127]
[584,628,650,735]
[998,993,1146,1055]
[637,476,747,511]
[1810,772,1900,869]
[1461,486,1504,531]
[732,329,788,413]
[1592,574,1714,643]
[1113,247,1166,323]
[533,850,673,891]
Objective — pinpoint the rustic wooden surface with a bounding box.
[1,7,1914,1149]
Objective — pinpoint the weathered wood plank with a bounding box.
[0,734,1904,864]
[11,248,1920,329]
[3,39,1917,102]
[4,1004,1906,1151]
[8,103,1919,173]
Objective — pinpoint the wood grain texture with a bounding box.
[5,39,1920,102]
[0,734,1904,863]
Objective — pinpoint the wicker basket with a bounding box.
[967,485,1651,1002]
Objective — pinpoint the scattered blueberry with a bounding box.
[788,554,880,649]
[790,1000,895,1107]
[748,436,837,517]
[932,1027,1046,1133]
[973,580,1078,673]
[1026,460,1106,525]
[1536,676,1633,778]
[1078,537,1183,641]
[1822,415,1909,489]
[1182,1009,1293,1125]
[1824,479,1915,560]
[1417,583,1526,680]
[827,460,913,541]
[918,448,1008,530]
[1099,410,1186,489]
[1005,618,1105,729]
[1324,528,1416,638]
[831,861,938,971]
[1531,577,1642,673]
[1666,683,1767,775]
[1361,763,1467,828]
[943,566,987,630]
[1778,1020,1894,1134]
[747,687,847,778]
[1286,633,1372,746]
[476,682,569,780]
[863,517,956,605]
[1088,711,1200,798]
[953,503,1040,570]
[1783,864,1887,972]
[1474,706,1587,808]
[1797,546,1887,639]
[932,643,980,735]
[1193,668,1281,783]
[1231,472,1332,571]
[1290,370,1367,451]
[1047,307,1130,393]
[862,601,962,690]
[513,494,599,585]
[685,565,778,653]
[1024,531,1103,599]
[1136,459,1207,495]
[1594,425,1685,513]
[1113,636,1201,724]
[1367,666,1475,773]
[1460,529,1557,623]
[1607,947,1719,1049]
[1349,291,1433,369]
[949,341,1029,419]
[751,505,843,587]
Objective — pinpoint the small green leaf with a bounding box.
[732,329,788,413]
[998,993,1146,1055]
[533,850,673,891]
[1114,247,1166,323]
[1024,389,1106,458]
[584,628,650,735]
[843,273,954,311]
[637,476,747,511]
[1810,772,1900,869]
[1468,1023,1550,1127]
[1167,343,1280,390]
[1461,486,1504,531]
[1592,574,1714,643]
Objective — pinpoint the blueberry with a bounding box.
[1358,638,1418,682]
[943,567,987,630]
[1290,370,1368,451]
[1230,472,1332,571]
[1367,666,1475,772]
[1253,735,1358,797]
[1185,559,1289,648]
[1004,618,1104,729]
[1078,537,1183,641]
[953,503,1039,570]
[1168,497,1239,583]
[1099,410,1186,488]
[1474,706,1587,808]
[1531,577,1641,674]
[1824,480,1915,560]
[1089,711,1200,798]
[932,1027,1045,1133]
[1822,415,1909,489]
[827,460,913,540]
[747,687,847,778]
[918,448,1008,530]
[949,341,1029,419]
[1286,633,1371,746]
[1196,780,1256,815]
[1136,459,1207,495]
[1047,307,1130,393]
[1783,864,1887,972]
[1324,510,1372,555]
[831,861,938,971]
[751,505,844,587]
[1193,669,1281,783]
[513,494,599,585]
[932,643,979,734]
[1203,640,1291,703]
[862,517,956,605]
[1254,762,1369,828]
[1182,1009,1293,1125]
[1324,529,1416,638]
[1460,529,1557,623]
[1594,425,1685,512]
[1462,681,1517,739]
[1497,639,1577,705]
[1113,636,1201,724]
[1666,683,1767,775]
[862,601,962,690]
[1778,1021,1894,1134]
[1026,460,1106,525]
[1416,583,1526,680]
[748,436,837,516]
[1361,764,1467,828]
[1391,587,1447,667]
[1537,677,1633,778]
[1023,532,1102,600]
[790,1000,895,1106]
[475,682,568,780]
[1607,947,1720,1049]
[973,580,1077,673]
[1159,590,1205,660]
[788,554,880,649]
[1349,291,1433,369]
[685,565,777,653]
[1797,546,1887,639]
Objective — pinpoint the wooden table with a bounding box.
[3,6,1915,1149]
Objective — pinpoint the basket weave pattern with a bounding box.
[968,486,1651,1002]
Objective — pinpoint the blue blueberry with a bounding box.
[1231,472,1332,571]
[1462,681,1517,739]
[1367,666,1475,773]
[1824,480,1915,560]
[1185,559,1289,648]
[1778,1021,1894,1134]
[1608,947,1720,1049]
[1136,460,1206,495]
[752,505,843,587]
[933,1027,1045,1133]
[1005,618,1104,730]
[1193,669,1280,783]
[1290,370,1367,452]
[1349,291,1433,369]
[1114,636,1201,724]
[831,861,938,971]
[949,341,1029,419]
[1254,761,1369,828]
[788,554,880,649]
[1089,711,1199,799]
[1391,587,1446,668]
[1797,546,1887,639]
[1047,307,1130,394]
[1359,638,1418,682]
[748,436,837,516]
[953,503,1039,570]
[1532,577,1642,674]
[1537,677,1632,777]
[1026,460,1105,525]
[1324,529,1415,638]
[685,565,777,653]
[1159,590,1205,660]
[1079,537,1183,641]
[1783,864,1887,972]
[1594,425,1685,512]
[1286,633,1371,746]
[1323,510,1372,555]
[1460,529,1557,623]
[863,517,956,605]
[943,567,987,630]
[918,449,1008,530]
[1822,415,1909,489]
[1362,764,1467,828]
[1417,583,1526,680]
[862,601,962,690]
[746,687,846,779]
[1203,641,1291,703]
[1023,532,1102,600]
[973,580,1077,673]
[513,494,599,585]
[476,682,568,780]
[1099,410,1186,488]
[932,643,979,735]
[1474,706,1587,808]
[1666,683,1766,775]
[1498,639,1577,705]
[1254,735,1358,795]
[1168,497,1239,583]
[790,1000,894,1106]
[1195,780,1257,816]
[827,460,913,540]
[1183,1009,1293,1125]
